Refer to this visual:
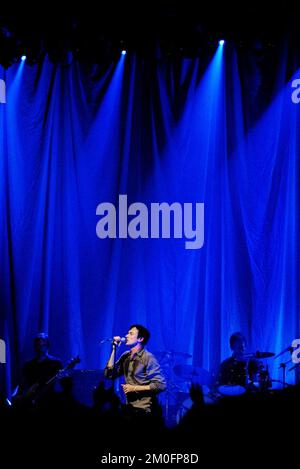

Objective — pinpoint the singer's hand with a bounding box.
[113,336,122,346]
[121,384,136,394]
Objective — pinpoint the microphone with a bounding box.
[99,337,126,345]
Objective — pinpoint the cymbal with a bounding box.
[253,351,275,359]
[154,350,192,360]
[256,351,275,358]
[243,351,275,359]
[173,364,212,385]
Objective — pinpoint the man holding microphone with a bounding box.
[104,324,166,414]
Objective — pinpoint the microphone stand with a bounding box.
[280,362,286,388]
[111,343,118,395]
[279,360,291,388]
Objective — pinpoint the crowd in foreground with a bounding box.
[0,380,299,466]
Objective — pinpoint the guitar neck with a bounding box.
[34,357,80,402]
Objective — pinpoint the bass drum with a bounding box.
[176,386,217,423]
[217,384,246,396]
[269,380,284,391]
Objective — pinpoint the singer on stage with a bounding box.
[104,325,166,414]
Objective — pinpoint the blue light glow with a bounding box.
[121,50,127,56]
[219,40,225,46]
[1,43,299,400]
[21,56,26,61]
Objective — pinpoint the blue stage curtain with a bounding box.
[0,42,299,396]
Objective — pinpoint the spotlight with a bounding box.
[121,50,127,56]
[21,55,26,61]
[219,40,225,46]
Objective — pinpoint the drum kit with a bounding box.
[157,344,299,425]
[155,349,217,425]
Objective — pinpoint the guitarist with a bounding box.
[15,332,62,406]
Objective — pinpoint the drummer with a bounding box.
[218,332,263,389]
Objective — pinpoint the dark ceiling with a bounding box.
[0,4,297,67]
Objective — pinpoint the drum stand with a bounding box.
[164,381,182,425]
[280,362,286,388]
[279,360,291,388]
